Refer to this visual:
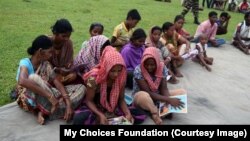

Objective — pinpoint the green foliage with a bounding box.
[0,0,244,106]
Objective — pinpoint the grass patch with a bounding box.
[0,0,244,106]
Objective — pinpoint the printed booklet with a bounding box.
[158,94,187,117]
[108,116,132,125]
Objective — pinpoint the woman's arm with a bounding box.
[159,78,184,108]
[179,36,191,52]
[54,64,84,75]
[118,86,133,123]
[85,85,107,124]
[159,78,170,97]
[18,67,58,113]
[53,78,73,121]
[136,79,169,102]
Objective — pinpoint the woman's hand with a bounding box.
[63,97,73,121]
[210,40,218,47]
[99,114,108,125]
[164,57,171,65]
[64,105,73,121]
[125,113,134,124]
[168,98,184,110]
[185,47,190,54]
[54,67,71,76]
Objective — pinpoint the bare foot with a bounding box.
[205,66,212,72]
[152,113,162,125]
[168,77,179,84]
[175,71,183,77]
[205,58,213,65]
[165,113,173,120]
[49,95,59,114]
[37,111,45,125]
[244,48,250,55]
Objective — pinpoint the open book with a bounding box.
[108,116,132,125]
[158,94,187,117]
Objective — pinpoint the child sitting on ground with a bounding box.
[81,22,104,48]
[145,26,179,84]
[193,34,213,72]
[111,9,141,51]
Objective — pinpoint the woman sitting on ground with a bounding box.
[73,46,146,125]
[133,47,186,125]
[49,19,77,85]
[16,35,85,125]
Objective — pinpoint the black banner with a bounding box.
[60,125,250,140]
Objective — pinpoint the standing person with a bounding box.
[181,0,200,25]
[133,47,185,125]
[232,12,250,55]
[81,22,104,48]
[111,9,141,51]
[73,46,146,125]
[16,35,85,125]
[121,28,147,89]
[49,19,76,85]
[202,0,212,8]
[194,11,226,47]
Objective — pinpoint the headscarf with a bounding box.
[74,35,109,73]
[141,47,164,92]
[83,46,126,112]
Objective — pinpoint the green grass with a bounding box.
[0,0,244,106]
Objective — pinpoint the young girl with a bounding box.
[194,34,213,71]
[145,26,164,48]
[121,28,146,89]
[146,26,179,84]
[160,22,191,77]
[16,35,85,125]
[73,46,146,125]
[174,15,193,41]
[133,47,186,125]
[81,22,104,48]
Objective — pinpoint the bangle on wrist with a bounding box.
[62,95,69,99]
[49,94,53,101]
